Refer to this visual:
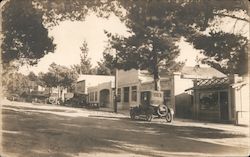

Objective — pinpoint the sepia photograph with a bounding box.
[0,0,249,156]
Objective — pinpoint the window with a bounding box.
[199,92,219,111]
[153,93,162,97]
[94,91,98,101]
[89,92,94,102]
[117,88,121,102]
[123,87,129,102]
[131,86,137,101]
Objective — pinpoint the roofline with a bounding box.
[78,74,115,77]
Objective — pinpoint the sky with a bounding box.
[19,12,249,75]
[19,13,130,74]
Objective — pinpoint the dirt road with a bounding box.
[1,101,249,157]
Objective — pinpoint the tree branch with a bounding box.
[213,13,249,22]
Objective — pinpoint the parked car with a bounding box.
[130,90,174,122]
[6,94,20,101]
[64,93,87,108]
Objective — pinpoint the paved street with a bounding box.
[1,101,249,157]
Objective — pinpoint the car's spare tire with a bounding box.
[157,105,168,117]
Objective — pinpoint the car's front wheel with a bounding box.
[166,111,173,123]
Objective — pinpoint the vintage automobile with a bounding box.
[6,94,20,101]
[64,93,87,108]
[129,90,174,122]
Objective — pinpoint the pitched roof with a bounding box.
[139,70,170,83]
[138,66,226,83]
[77,74,114,87]
[180,66,226,79]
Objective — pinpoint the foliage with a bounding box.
[104,0,248,80]
[1,0,56,66]
[35,0,248,28]
[171,0,248,75]
[27,72,38,82]
[96,61,112,75]
[71,41,93,75]
[105,1,185,90]
[34,0,124,27]
[2,72,30,96]
[38,72,58,88]
[39,63,78,89]
[94,52,117,75]
[2,62,37,97]
[2,0,248,78]
[187,31,248,75]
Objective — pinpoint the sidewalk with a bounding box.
[174,118,249,135]
[93,107,130,116]
[97,107,249,135]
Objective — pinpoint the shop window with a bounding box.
[131,86,137,101]
[199,92,219,111]
[94,91,98,101]
[92,92,94,101]
[89,92,94,102]
[123,87,130,102]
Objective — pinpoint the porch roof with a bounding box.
[185,77,230,91]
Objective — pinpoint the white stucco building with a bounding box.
[85,66,226,115]
[75,75,115,94]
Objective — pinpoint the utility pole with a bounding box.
[114,68,118,113]
[114,53,118,113]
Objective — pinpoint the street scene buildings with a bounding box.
[83,66,249,125]
[1,0,249,157]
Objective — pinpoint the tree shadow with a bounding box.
[2,108,248,157]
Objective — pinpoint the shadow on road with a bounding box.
[2,108,248,157]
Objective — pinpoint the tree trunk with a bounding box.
[59,87,63,99]
[153,51,161,91]
[153,69,161,91]
[48,87,51,96]
[57,86,61,99]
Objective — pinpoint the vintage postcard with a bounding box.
[0,0,249,157]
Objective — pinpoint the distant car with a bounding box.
[7,94,20,101]
[64,93,87,107]
[48,93,60,104]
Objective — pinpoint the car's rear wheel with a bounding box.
[49,98,56,104]
[130,109,136,120]
[146,114,153,122]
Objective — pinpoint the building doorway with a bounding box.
[220,91,229,121]
[99,89,110,107]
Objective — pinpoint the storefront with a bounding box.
[188,77,233,123]
[87,81,114,108]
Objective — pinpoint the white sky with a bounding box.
[20,13,130,74]
[19,12,249,75]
